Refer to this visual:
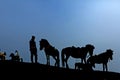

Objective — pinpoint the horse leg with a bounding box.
[75,63,77,69]
[105,63,108,72]
[46,55,50,65]
[65,56,70,68]
[48,56,50,65]
[103,63,108,71]
[75,63,79,69]
[54,54,60,67]
[82,58,86,64]
[52,56,57,66]
[103,64,104,71]
[61,51,65,67]
[56,54,60,67]
[103,64,105,71]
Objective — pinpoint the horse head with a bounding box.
[85,44,95,57]
[87,55,96,68]
[39,39,49,50]
[106,49,113,60]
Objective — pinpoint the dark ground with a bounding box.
[0,60,120,80]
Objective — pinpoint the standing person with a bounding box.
[29,35,38,63]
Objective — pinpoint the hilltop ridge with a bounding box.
[0,60,120,80]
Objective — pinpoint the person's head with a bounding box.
[32,35,35,40]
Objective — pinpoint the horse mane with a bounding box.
[86,44,93,46]
[41,39,48,42]
[106,49,113,55]
[97,49,113,57]
[41,39,50,45]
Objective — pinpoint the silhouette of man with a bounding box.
[29,36,38,63]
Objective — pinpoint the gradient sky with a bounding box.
[0,0,120,73]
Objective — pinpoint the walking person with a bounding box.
[29,35,38,63]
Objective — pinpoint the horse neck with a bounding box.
[44,44,53,51]
[81,47,88,55]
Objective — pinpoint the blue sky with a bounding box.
[0,0,120,73]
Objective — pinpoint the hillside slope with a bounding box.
[0,60,120,80]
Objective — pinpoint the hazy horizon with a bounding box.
[0,0,120,73]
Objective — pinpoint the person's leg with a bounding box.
[35,54,38,63]
[31,53,33,63]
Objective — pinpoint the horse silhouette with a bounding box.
[39,39,60,67]
[0,52,6,60]
[61,44,95,68]
[87,49,113,72]
[9,53,23,62]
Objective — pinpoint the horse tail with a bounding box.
[61,49,65,67]
[86,44,95,57]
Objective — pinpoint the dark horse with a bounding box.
[61,44,95,68]
[39,39,60,67]
[9,53,23,62]
[87,49,113,72]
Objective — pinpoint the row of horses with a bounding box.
[0,38,113,72]
[39,39,113,72]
